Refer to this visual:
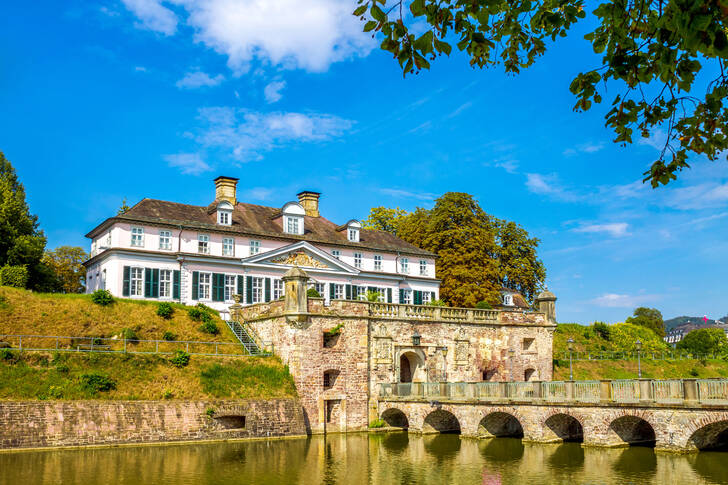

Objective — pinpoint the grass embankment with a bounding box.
[553,323,728,380]
[0,351,296,400]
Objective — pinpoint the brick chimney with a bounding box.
[297,191,321,217]
[214,176,239,205]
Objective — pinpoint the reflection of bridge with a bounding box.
[377,379,728,452]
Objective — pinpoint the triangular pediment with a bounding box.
[241,241,358,274]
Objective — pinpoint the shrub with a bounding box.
[427,299,447,307]
[369,419,385,428]
[80,373,117,395]
[205,407,216,417]
[475,300,492,309]
[156,302,174,319]
[0,294,8,310]
[121,328,139,342]
[0,265,29,288]
[366,290,382,302]
[592,321,611,341]
[690,367,700,377]
[169,350,190,368]
[0,349,18,363]
[200,321,220,335]
[200,312,213,324]
[307,288,321,298]
[55,363,70,374]
[162,389,174,400]
[677,328,728,356]
[162,331,177,341]
[47,385,64,399]
[91,289,114,306]
[187,307,203,321]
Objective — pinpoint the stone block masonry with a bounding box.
[0,398,306,450]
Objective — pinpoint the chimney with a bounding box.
[214,176,239,205]
[297,191,321,217]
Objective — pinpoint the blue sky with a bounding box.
[2,1,727,324]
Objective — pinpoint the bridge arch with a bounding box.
[478,411,524,438]
[543,413,584,442]
[687,419,728,451]
[380,408,409,429]
[608,415,656,447]
[423,409,461,434]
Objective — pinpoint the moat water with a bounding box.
[2,433,727,485]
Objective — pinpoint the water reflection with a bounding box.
[0,433,727,484]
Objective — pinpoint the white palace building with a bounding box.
[83,176,440,316]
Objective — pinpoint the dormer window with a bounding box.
[217,201,233,226]
[281,202,305,235]
[348,228,359,242]
[503,294,514,306]
[345,220,361,242]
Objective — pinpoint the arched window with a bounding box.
[281,202,305,235]
[217,201,233,226]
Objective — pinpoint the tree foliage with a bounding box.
[355,0,728,186]
[677,328,728,355]
[42,246,88,293]
[626,306,665,338]
[365,192,545,307]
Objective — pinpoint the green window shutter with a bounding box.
[351,285,358,300]
[152,269,160,298]
[345,284,351,300]
[414,290,422,305]
[192,271,199,300]
[246,276,253,304]
[212,273,224,302]
[399,289,404,304]
[329,283,335,300]
[264,278,271,302]
[387,288,392,303]
[144,268,152,297]
[430,291,436,302]
[122,266,130,297]
[237,275,244,297]
[173,270,180,299]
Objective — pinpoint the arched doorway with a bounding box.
[479,412,524,438]
[544,413,584,442]
[423,409,461,434]
[399,350,424,383]
[381,408,409,429]
[608,416,656,447]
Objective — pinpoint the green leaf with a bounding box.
[363,21,377,32]
[370,5,386,22]
[353,5,367,16]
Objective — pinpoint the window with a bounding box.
[224,275,236,301]
[419,260,427,276]
[131,227,144,247]
[323,370,339,389]
[223,237,234,256]
[400,258,409,274]
[249,240,260,255]
[348,228,359,242]
[159,230,172,250]
[251,277,264,304]
[159,270,172,298]
[356,286,367,300]
[198,234,210,254]
[332,249,340,259]
[273,279,284,300]
[374,255,382,271]
[218,210,231,225]
[523,338,535,352]
[422,291,432,304]
[285,216,302,235]
[309,282,325,296]
[503,294,514,306]
[199,273,211,300]
[333,284,344,300]
[101,269,106,290]
[130,267,143,296]
[354,252,362,269]
[401,289,412,304]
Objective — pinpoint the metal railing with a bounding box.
[379,378,728,406]
[0,334,255,357]
[558,351,724,361]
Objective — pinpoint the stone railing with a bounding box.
[368,303,500,323]
[379,379,728,406]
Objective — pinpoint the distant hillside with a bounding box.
[664,316,721,330]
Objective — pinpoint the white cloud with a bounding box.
[242,187,274,201]
[121,0,178,35]
[264,80,286,103]
[591,293,660,308]
[446,102,472,119]
[134,66,148,72]
[123,0,374,74]
[525,173,581,202]
[378,188,436,200]
[176,71,225,89]
[664,181,728,210]
[573,222,630,237]
[163,153,212,175]
[189,107,353,161]
[493,158,519,174]
[563,141,605,156]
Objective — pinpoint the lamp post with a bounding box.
[509,348,515,381]
[440,346,448,382]
[411,330,421,347]
[567,338,574,381]
[635,340,642,378]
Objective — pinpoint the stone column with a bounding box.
[282,266,309,324]
[535,288,557,323]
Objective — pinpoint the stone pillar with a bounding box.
[229,294,242,321]
[282,266,309,324]
[535,288,557,323]
[683,379,698,401]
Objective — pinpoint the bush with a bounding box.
[307,288,321,298]
[427,299,447,307]
[0,265,29,288]
[200,321,220,335]
[369,419,385,428]
[162,389,174,400]
[475,300,492,309]
[200,312,213,324]
[205,407,216,417]
[0,349,18,363]
[169,350,190,368]
[366,290,381,302]
[0,294,8,310]
[187,307,203,321]
[121,328,139,342]
[162,331,177,341]
[156,302,174,319]
[592,321,611,341]
[609,323,668,353]
[91,289,114,306]
[677,328,728,356]
[80,373,117,395]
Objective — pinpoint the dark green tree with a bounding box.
[677,328,728,355]
[356,0,728,186]
[42,246,88,293]
[118,198,130,215]
[494,219,546,302]
[626,307,665,338]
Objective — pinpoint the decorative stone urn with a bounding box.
[282,265,309,325]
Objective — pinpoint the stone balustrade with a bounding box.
[380,379,728,407]
[368,302,506,324]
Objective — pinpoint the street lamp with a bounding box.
[635,340,642,378]
[411,330,421,347]
[440,346,448,381]
[567,338,574,381]
[509,348,515,382]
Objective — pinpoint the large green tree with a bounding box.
[364,192,546,307]
[677,328,728,355]
[0,151,53,290]
[355,0,728,186]
[42,246,88,293]
[626,307,665,337]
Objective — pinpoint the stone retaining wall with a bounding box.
[0,398,306,450]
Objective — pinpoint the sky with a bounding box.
[1,1,727,324]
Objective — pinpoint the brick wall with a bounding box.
[0,398,305,450]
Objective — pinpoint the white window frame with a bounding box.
[348,228,359,242]
[333,284,344,300]
[374,254,382,271]
[401,289,412,305]
[130,267,143,296]
[159,230,172,250]
[159,269,172,298]
[198,234,210,254]
[131,226,144,247]
[332,249,340,259]
[400,257,409,274]
[356,286,367,300]
[224,274,236,302]
[198,272,211,300]
[251,277,264,304]
[273,279,284,300]
[285,215,303,235]
[250,240,261,255]
[422,291,432,304]
[419,260,427,276]
[354,252,362,269]
[503,294,514,306]
[218,210,231,226]
[222,237,234,256]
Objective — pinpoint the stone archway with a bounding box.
[687,419,728,451]
[398,350,425,383]
[423,409,461,434]
[381,408,409,429]
[544,413,584,442]
[608,415,656,447]
[479,412,524,438]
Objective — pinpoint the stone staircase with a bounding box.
[226,319,266,356]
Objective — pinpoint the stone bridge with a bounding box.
[376,379,728,453]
